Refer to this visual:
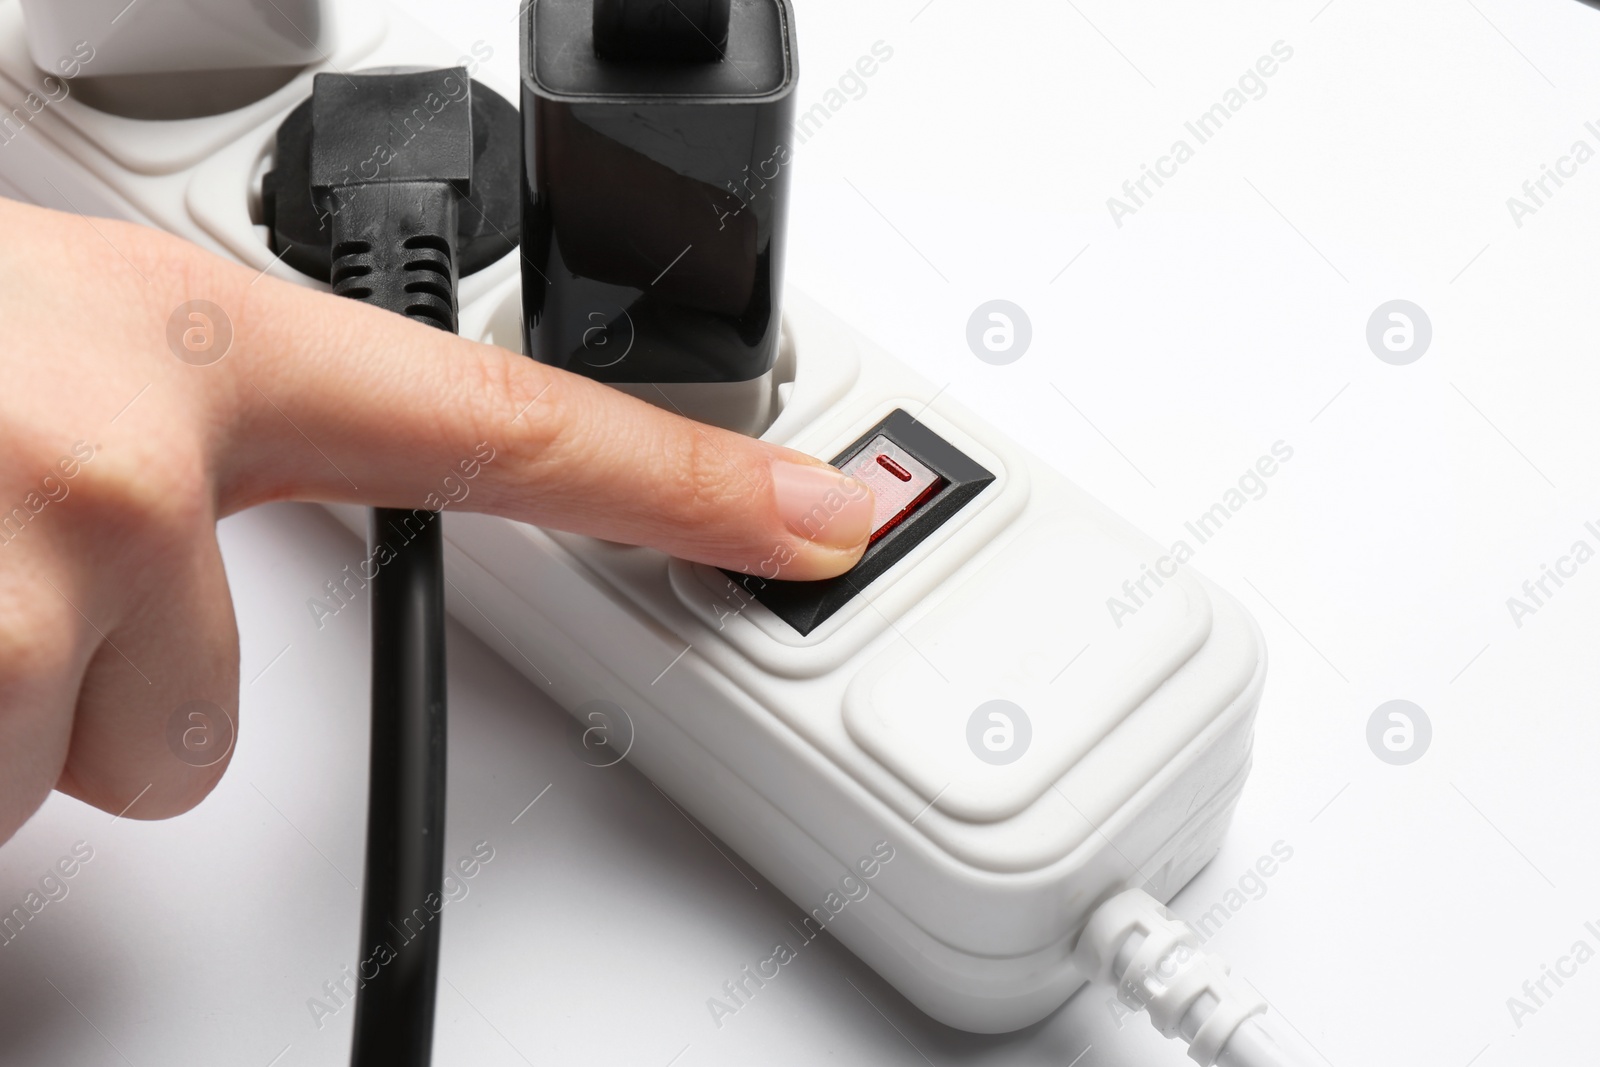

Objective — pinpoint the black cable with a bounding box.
[340,188,457,1067]
[308,69,475,1067]
[355,502,447,1064]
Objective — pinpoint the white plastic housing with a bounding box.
[0,8,1266,1032]
[21,0,335,78]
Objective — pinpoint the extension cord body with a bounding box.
[0,0,1266,1032]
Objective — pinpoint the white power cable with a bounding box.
[1073,889,1304,1067]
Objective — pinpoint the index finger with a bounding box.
[206,259,876,581]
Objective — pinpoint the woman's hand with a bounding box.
[0,196,874,844]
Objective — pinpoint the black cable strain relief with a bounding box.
[324,183,461,334]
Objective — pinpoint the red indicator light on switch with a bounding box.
[842,436,945,545]
[877,455,913,481]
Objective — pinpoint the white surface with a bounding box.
[3,0,1600,1065]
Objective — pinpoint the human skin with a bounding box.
[0,196,873,844]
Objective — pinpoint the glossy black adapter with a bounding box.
[519,0,799,385]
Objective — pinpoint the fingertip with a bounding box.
[777,540,871,582]
[769,454,876,554]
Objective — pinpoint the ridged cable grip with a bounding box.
[323,180,461,333]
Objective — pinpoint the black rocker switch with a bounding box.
[723,409,995,635]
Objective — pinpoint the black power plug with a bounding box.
[262,68,522,1067]
[263,70,521,284]
[306,68,470,1067]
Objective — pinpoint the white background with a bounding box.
[3,0,1600,1064]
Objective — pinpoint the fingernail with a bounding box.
[771,459,875,550]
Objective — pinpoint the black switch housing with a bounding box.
[723,409,997,636]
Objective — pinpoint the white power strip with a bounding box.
[0,0,1267,1035]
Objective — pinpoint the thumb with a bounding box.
[209,266,876,581]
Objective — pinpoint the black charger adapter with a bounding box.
[519,0,799,428]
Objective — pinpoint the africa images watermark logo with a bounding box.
[305,840,496,1030]
[566,699,635,768]
[1504,919,1600,1032]
[0,841,94,949]
[1504,119,1600,230]
[0,40,95,148]
[1366,300,1431,365]
[791,41,895,147]
[1106,41,1295,228]
[1366,700,1431,766]
[1107,841,1294,1030]
[306,442,498,630]
[966,300,1032,365]
[165,700,236,768]
[704,841,896,1029]
[967,700,1032,764]
[1106,442,1295,629]
[0,440,97,549]
[1502,519,1600,630]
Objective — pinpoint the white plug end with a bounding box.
[1073,889,1304,1067]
